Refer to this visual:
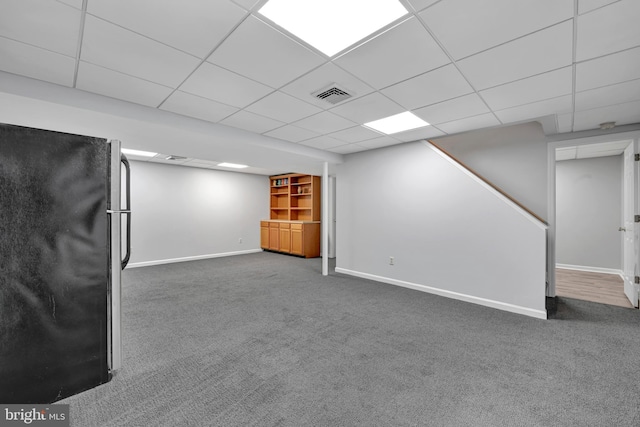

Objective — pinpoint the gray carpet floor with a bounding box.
[61,252,640,426]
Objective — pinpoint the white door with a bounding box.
[622,143,639,307]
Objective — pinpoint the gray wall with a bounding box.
[556,155,622,270]
[433,122,548,222]
[128,161,269,266]
[335,140,547,317]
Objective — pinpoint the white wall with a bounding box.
[335,141,547,318]
[556,155,622,271]
[433,122,548,222]
[127,161,269,266]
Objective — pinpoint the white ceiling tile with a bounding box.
[160,91,238,123]
[480,67,573,111]
[436,113,501,135]
[219,110,284,134]
[406,0,440,12]
[329,92,404,124]
[298,135,344,150]
[0,0,81,57]
[334,17,450,90]
[392,126,446,142]
[264,125,319,143]
[575,79,640,112]
[87,0,246,59]
[556,113,574,133]
[494,95,573,124]
[58,0,83,9]
[328,126,382,143]
[207,15,325,88]
[329,143,369,154]
[381,64,473,110]
[280,63,374,109]
[572,100,640,131]
[421,0,573,60]
[458,21,573,90]
[579,0,619,14]
[81,15,201,88]
[76,62,173,107]
[576,0,640,61]
[576,47,640,91]
[0,37,75,86]
[179,62,273,108]
[292,111,356,134]
[357,136,404,149]
[245,91,323,122]
[413,94,489,125]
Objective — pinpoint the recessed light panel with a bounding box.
[121,148,158,157]
[258,0,408,57]
[364,112,430,134]
[218,162,249,169]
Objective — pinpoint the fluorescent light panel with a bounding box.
[218,162,248,169]
[364,112,430,134]
[259,0,408,57]
[121,148,157,157]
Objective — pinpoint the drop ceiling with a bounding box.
[1,0,639,163]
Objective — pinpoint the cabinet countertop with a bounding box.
[261,220,321,224]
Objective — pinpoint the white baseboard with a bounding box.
[556,263,624,278]
[334,267,547,320]
[126,249,263,268]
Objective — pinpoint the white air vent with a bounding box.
[165,155,187,161]
[312,84,353,105]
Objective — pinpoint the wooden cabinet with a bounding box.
[261,173,321,258]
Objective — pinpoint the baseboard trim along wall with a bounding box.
[556,263,624,279]
[126,249,263,269]
[335,267,548,320]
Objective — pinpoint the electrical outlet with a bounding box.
[239,238,243,244]
[389,256,394,265]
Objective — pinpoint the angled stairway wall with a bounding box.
[335,136,548,319]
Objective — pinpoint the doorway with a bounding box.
[555,139,638,308]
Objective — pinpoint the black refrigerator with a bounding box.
[0,123,130,403]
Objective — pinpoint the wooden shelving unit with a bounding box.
[261,173,321,258]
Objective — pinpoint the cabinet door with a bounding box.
[291,228,303,255]
[279,228,291,253]
[269,225,280,250]
[260,225,269,249]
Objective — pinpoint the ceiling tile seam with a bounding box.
[0,34,76,60]
[156,11,258,109]
[85,14,202,61]
[231,0,263,12]
[54,0,81,10]
[570,0,579,133]
[575,76,640,95]
[76,58,175,90]
[492,93,575,115]
[573,44,640,66]
[250,13,331,59]
[412,13,502,126]
[72,0,89,88]
[331,15,415,61]
[578,0,623,16]
[573,97,640,114]
[476,64,574,93]
[401,0,444,13]
[448,18,575,63]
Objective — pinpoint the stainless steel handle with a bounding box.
[121,154,131,269]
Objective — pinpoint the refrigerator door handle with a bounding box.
[120,154,131,270]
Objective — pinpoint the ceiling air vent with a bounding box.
[312,84,353,105]
[165,155,187,161]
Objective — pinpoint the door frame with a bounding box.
[547,129,640,306]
